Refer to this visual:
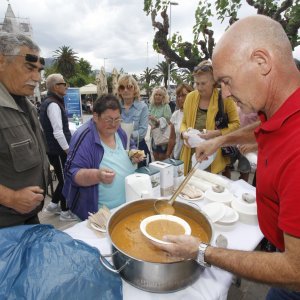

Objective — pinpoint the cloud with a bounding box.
[1,0,299,74]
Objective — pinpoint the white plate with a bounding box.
[205,188,235,204]
[90,222,106,233]
[201,202,226,223]
[140,215,191,245]
[217,206,239,224]
[179,193,204,201]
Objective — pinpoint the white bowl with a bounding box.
[231,199,258,225]
[192,153,217,170]
[217,205,239,225]
[140,215,191,245]
[204,187,235,205]
[231,196,257,215]
[201,202,226,223]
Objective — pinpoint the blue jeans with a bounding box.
[266,287,300,300]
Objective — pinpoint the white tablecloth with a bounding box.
[64,180,263,300]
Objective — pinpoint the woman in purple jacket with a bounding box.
[63,94,144,220]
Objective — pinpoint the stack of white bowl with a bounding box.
[231,193,258,224]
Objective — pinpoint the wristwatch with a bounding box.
[195,242,211,267]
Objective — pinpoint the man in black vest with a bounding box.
[39,74,77,221]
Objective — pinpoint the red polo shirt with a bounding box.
[255,87,300,251]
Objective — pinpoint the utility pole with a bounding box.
[167,2,178,92]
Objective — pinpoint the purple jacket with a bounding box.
[63,119,135,220]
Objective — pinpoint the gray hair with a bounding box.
[0,33,40,60]
[46,73,65,91]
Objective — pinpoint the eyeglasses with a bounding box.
[100,117,122,125]
[119,84,134,91]
[193,64,213,73]
[56,82,67,87]
[5,53,45,65]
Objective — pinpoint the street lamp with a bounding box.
[103,57,108,69]
[167,1,178,93]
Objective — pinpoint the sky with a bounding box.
[1,0,299,75]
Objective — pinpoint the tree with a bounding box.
[155,61,177,88]
[53,46,79,80]
[68,58,95,87]
[144,0,300,71]
[140,67,159,96]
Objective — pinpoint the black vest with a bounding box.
[39,93,71,155]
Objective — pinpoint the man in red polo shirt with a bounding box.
[154,15,300,299]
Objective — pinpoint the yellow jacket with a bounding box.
[180,88,240,175]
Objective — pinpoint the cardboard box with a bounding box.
[135,166,161,197]
[163,158,184,188]
[149,161,174,196]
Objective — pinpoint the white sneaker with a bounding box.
[59,211,78,222]
[43,203,61,215]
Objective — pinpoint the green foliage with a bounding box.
[144,0,299,71]
[53,46,78,80]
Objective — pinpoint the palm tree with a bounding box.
[53,46,78,80]
[140,67,158,97]
[155,61,177,89]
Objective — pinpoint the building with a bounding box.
[0,3,32,37]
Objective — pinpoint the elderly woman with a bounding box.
[118,74,151,167]
[149,86,172,161]
[166,83,193,159]
[62,94,144,220]
[180,60,240,175]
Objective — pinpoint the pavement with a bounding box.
[39,112,271,299]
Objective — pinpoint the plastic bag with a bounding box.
[0,224,122,300]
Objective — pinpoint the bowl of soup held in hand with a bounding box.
[140,214,191,244]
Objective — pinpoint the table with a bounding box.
[64,179,263,300]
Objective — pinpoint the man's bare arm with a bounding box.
[204,233,300,290]
[195,121,260,161]
[156,232,300,290]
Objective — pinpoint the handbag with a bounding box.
[151,125,170,146]
[215,91,239,158]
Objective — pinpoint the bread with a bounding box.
[181,184,203,199]
[128,149,146,158]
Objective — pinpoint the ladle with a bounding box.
[154,161,199,215]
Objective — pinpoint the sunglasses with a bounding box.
[5,53,45,65]
[119,84,134,91]
[56,82,67,87]
[193,64,213,73]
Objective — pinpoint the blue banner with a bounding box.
[64,88,82,118]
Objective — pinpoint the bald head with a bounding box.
[212,15,300,118]
[213,15,292,66]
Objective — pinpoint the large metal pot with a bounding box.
[100,199,213,293]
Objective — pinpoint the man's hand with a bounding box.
[195,138,221,162]
[152,235,200,260]
[10,186,44,214]
[98,168,115,184]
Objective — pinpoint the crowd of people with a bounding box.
[0,12,300,299]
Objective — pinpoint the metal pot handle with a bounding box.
[99,251,131,274]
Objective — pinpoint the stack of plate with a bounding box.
[201,202,239,231]
[204,187,235,206]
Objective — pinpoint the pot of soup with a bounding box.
[100,199,213,293]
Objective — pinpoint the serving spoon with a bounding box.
[154,161,199,215]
